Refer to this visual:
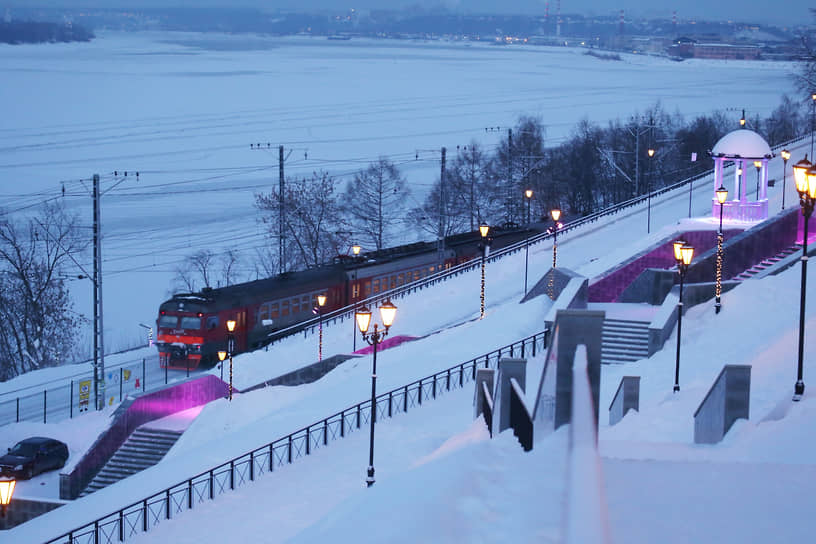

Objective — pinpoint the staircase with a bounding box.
[601,319,651,364]
[80,427,183,497]
[732,244,800,282]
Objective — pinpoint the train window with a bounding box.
[372,279,379,294]
[302,295,311,310]
[390,276,396,289]
[206,316,219,330]
[397,273,404,286]
[258,305,269,321]
[270,302,279,319]
[364,281,371,297]
[292,298,300,314]
[158,315,177,328]
[180,316,202,330]
[446,262,452,269]
[413,270,420,281]
[429,265,435,273]
[352,284,360,299]
[282,300,290,317]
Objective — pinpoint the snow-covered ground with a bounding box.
[0,31,797,351]
[5,136,815,542]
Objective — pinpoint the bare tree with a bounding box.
[256,170,343,270]
[447,142,494,229]
[173,249,215,292]
[0,202,85,380]
[341,158,408,250]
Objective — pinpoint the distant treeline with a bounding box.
[0,21,94,45]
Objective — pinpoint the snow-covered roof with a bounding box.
[711,129,772,159]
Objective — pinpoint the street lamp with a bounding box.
[715,186,728,314]
[672,240,694,393]
[524,189,533,296]
[479,223,490,319]
[226,319,236,401]
[811,93,816,158]
[781,149,791,210]
[548,208,562,299]
[754,160,762,197]
[355,299,397,488]
[314,294,327,361]
[217,350,227,382]
[350,242,361,351]
[647,148,655,233]
[0,478,15,517]
[524,189,533,225]
[791,161,816,400]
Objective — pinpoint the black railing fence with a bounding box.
[44,330,548,544]
[0,359,154,427]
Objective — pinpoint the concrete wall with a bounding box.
[686,206,800,286]
[0,497,66,530]
[694,365,751,444]
[492,358,526,434]
[609,376,640,426]
[60,375,229,500]
[588,230,740,303]
[533,310,604,440]
[522,266,586,306]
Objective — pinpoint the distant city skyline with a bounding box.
[9,0,812,27]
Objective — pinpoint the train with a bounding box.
[155,225,539,370]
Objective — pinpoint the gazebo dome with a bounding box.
[711,129,772,159]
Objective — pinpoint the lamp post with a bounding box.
[355,299,397,488]
[753,160,762,197]
[715,186,728,314]
[479,223,490,319]
[647,148,655,234]
[351,243,361,352]
[314,293,327,361]
[781,149,790,210]
[0,478,15,517]
[811,93,816,158]
[548,208,562,300]
[672,240,694,393]
[791,158,816,400]
[524,189,533,295]
[217,350,226,382]
[226,319,236,401]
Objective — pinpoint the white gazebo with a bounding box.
[710,128,773,222]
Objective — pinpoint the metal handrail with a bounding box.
[44,329,548,544]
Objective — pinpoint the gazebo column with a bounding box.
[760,160,768,200]
[740,159,748,203]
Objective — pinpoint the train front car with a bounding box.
[156,294,215,371]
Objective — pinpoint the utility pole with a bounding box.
[508,128,513,223]
[438,146,446,265]
[279,145,285,276]
[92,174,105,410]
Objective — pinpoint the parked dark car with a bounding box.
[0,437,69,480]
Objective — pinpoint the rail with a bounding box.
[44,329,549,544]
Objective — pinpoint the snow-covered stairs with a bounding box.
[732,244,800,281]
[601,318,651,364]
[80,427,183,497]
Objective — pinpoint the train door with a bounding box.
[235,310,247,353]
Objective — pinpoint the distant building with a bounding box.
[667,37,760,60]
[693,42,760,60]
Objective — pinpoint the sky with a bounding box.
[12,0,813,27]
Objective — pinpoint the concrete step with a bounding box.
[80,427,183,497]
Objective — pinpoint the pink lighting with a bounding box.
[353,335,418,355]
